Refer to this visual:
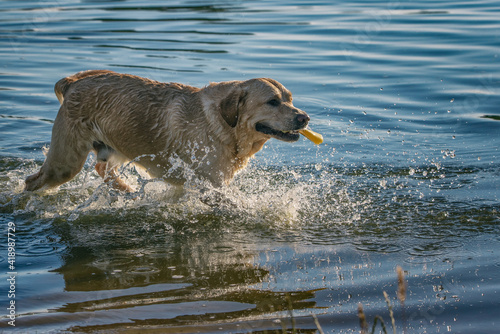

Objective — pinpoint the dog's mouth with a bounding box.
[255,123,301,142]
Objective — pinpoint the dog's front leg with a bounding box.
[95,162,133,193]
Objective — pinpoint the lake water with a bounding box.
[1,0,499,333]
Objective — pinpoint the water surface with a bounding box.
[1,1,499,333]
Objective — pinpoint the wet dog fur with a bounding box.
[24,70,310,192]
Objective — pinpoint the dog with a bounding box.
[24,70,310,193]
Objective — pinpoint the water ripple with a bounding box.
[1,1,499,332]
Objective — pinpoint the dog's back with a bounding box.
[54,70,114,104]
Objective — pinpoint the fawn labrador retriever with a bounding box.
[24,70,310,193]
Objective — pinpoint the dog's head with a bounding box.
[218,78,310,143]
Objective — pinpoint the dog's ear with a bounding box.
[220,88,246,128]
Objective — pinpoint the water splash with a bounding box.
[1,155,498,254]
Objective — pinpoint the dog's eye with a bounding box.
[267,99,281,107]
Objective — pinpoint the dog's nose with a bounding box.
[296,113,310,124]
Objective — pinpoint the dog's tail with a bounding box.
[54,70,115,105]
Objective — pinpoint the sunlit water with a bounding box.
[1,1,499,333]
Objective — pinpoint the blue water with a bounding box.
[0,1,499,333]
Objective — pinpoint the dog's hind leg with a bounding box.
[24,108,91,191]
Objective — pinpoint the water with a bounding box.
[0,0,499,332]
